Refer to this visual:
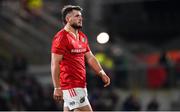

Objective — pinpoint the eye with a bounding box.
[75,14,82,18]
[75,15,80,17]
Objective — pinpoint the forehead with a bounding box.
[70,10,82,16]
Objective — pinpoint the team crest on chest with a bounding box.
[81,37,86,43]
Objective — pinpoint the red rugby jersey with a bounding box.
[51,29,90,90]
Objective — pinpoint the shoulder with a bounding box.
[52,29,69,46]
[55,29,67,38]
[79,31,87,37]
[53,29,68,41]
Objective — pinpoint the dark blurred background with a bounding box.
[0,0,180,111]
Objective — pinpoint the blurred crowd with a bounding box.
[0,52,161,111]
[86,47,180,110]
[0,54,62,110]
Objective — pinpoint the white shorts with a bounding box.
[62,88,90,110]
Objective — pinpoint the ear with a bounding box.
[65,16,69,23]
[65,15,71,23]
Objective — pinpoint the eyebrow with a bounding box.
[75,14,82,17]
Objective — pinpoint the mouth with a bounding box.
[78,22,82,25]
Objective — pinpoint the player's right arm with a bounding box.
[51,53,63,102]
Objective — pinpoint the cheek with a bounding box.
[70,18,75,23]
[73,18,79,21]
[69,19,74,24]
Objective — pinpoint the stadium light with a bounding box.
[97,32,109,44]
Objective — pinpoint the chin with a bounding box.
[71,24,82,29]
[77,25,82,29]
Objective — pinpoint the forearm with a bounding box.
[51,62,60,88]
[87,56,104,76]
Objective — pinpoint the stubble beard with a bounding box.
[71,23,82,30]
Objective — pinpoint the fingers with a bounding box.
[53,95,63,102]
[53,89,63,102]
[103,76,110,87]
[104,79,110,87]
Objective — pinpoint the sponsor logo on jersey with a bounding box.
[71,48,86,53]
[80,97,85,103]
[69,101,75,106]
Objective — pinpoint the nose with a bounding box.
[79,16,83,20]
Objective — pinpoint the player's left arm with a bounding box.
[85,51,110,87]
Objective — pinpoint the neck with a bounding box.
[64,24,78,35]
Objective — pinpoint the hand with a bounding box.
[53,88,63,102]
[100,74,111,87]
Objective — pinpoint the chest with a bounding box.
[66,34,87,54]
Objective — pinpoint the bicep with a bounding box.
[85,51,94,62]
[51,53,63,65]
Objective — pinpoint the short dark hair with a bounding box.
[61,5,83,24]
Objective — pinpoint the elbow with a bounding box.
[87,56,96,65]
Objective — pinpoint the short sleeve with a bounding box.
[85,37,91,53]
[51,33,68,55]
[86,43,90,53]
